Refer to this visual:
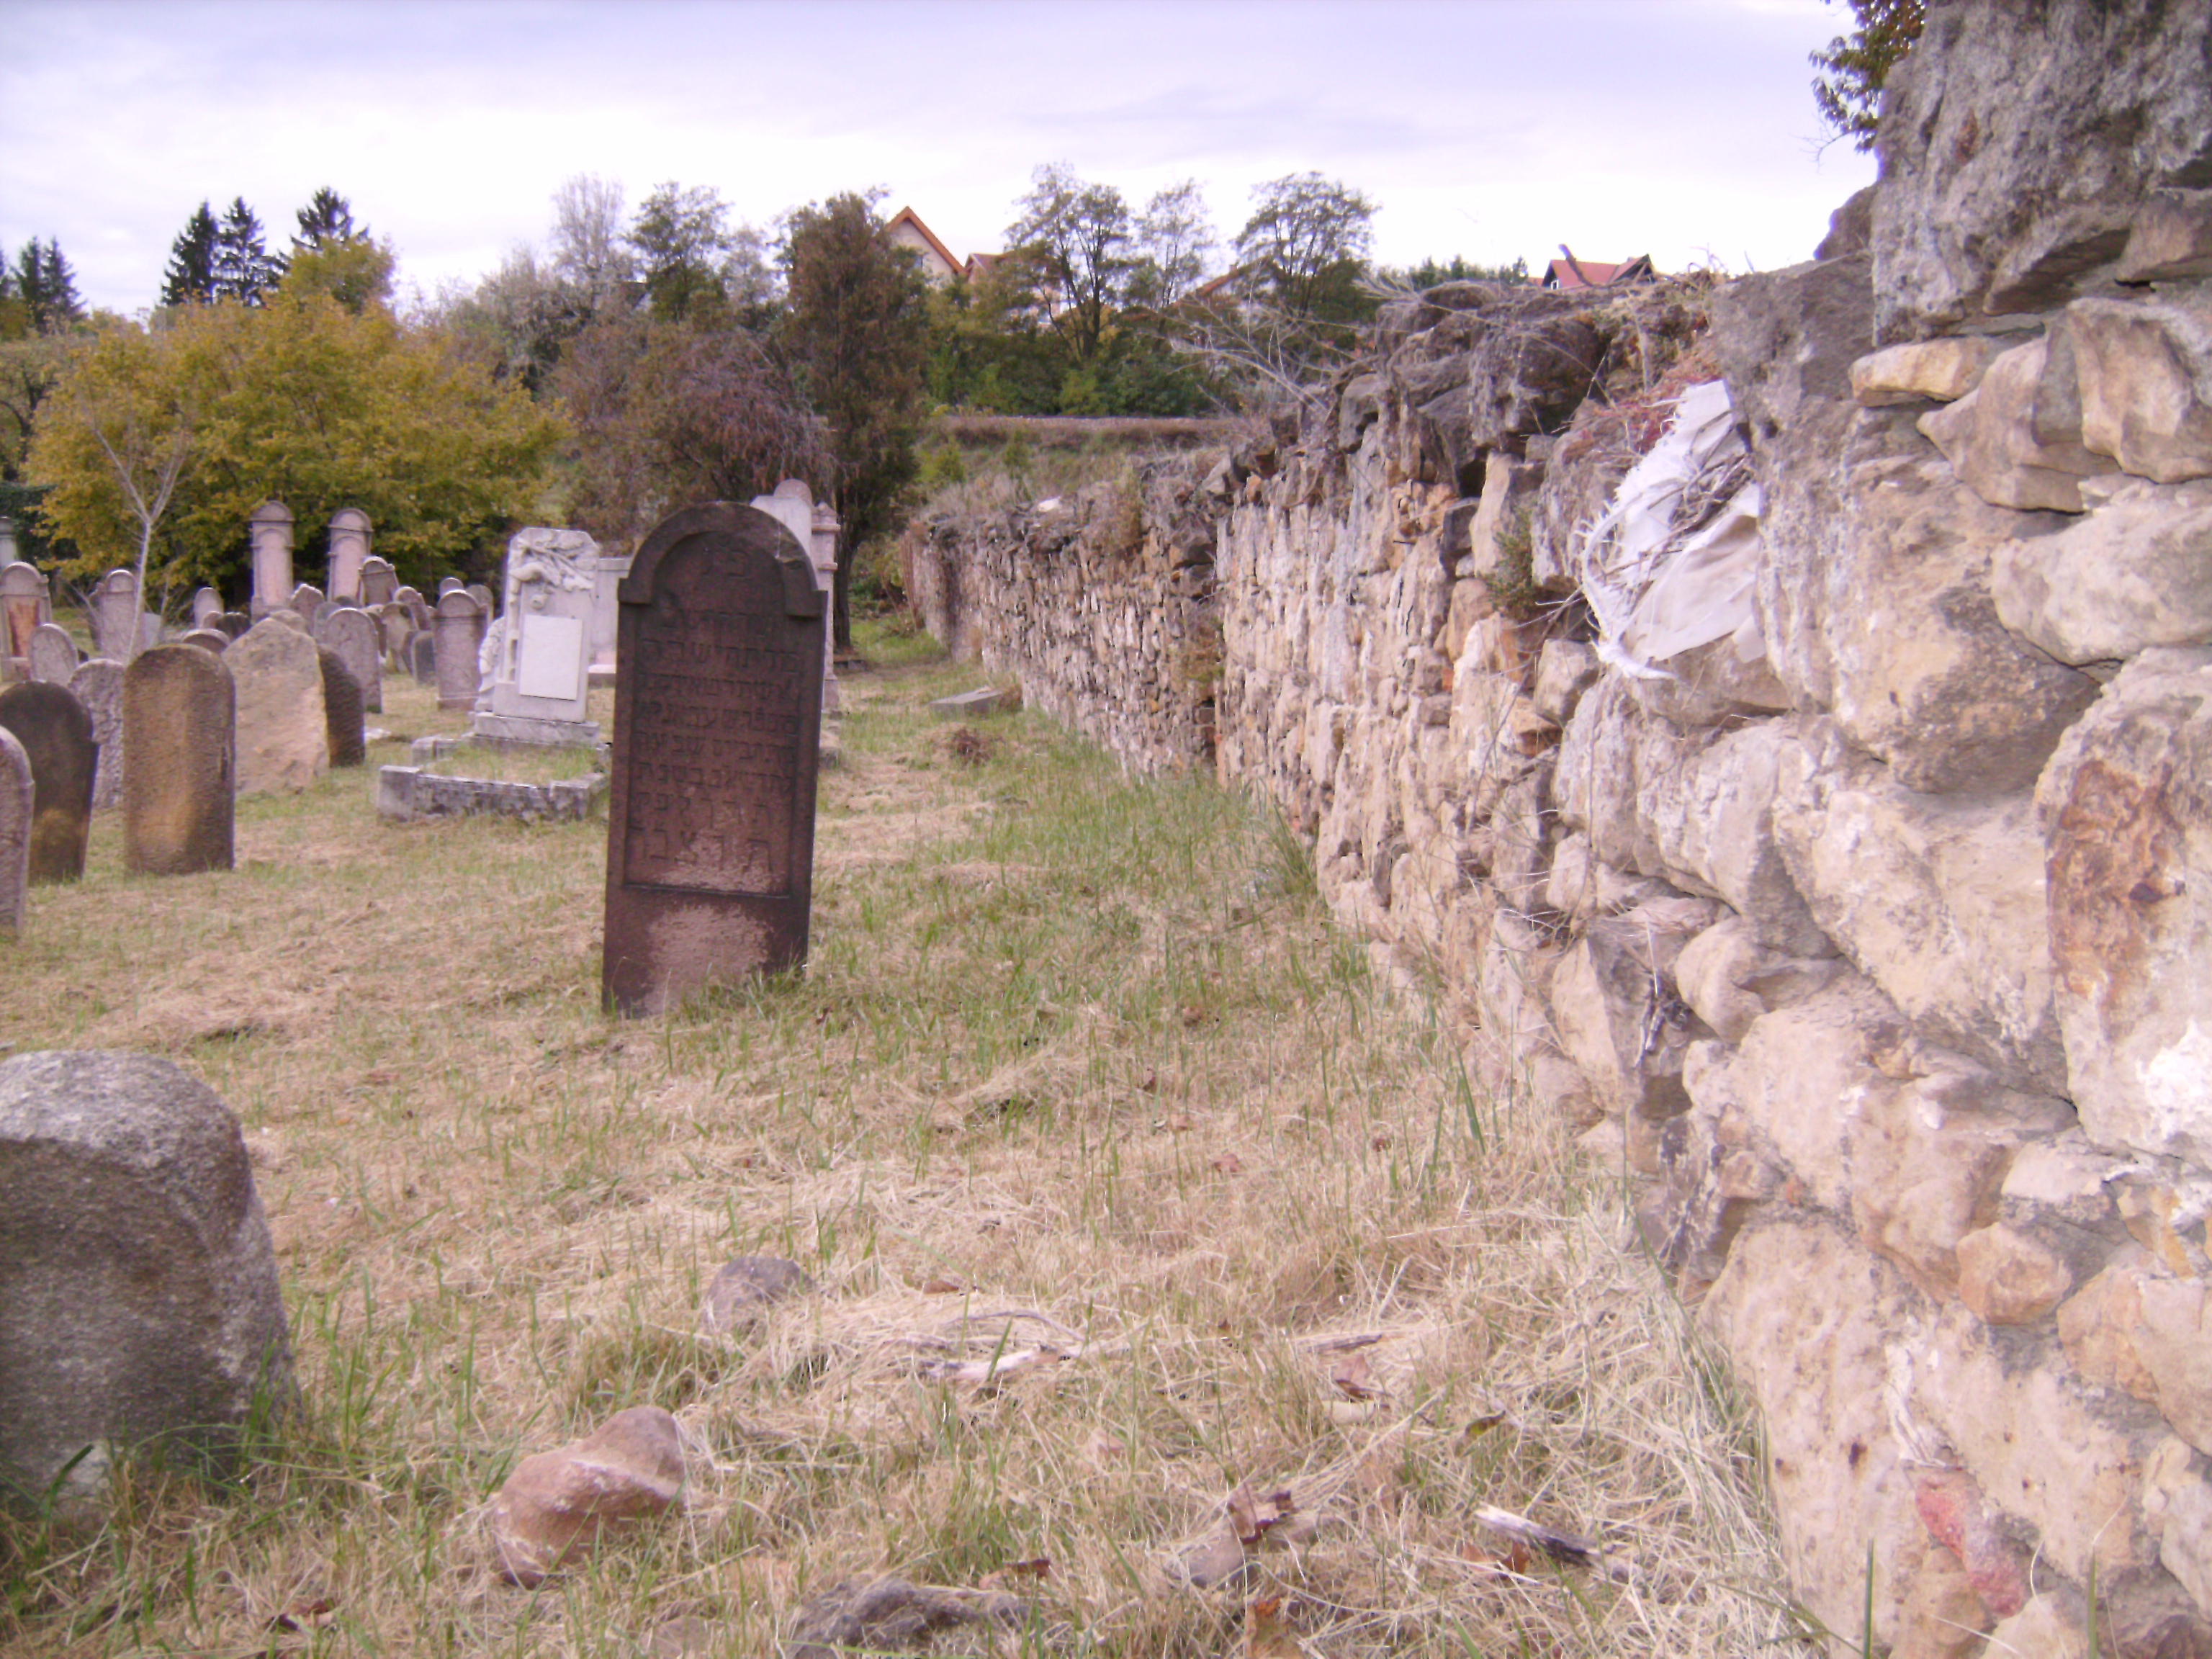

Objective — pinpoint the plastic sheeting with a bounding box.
[1569,379,1766,678]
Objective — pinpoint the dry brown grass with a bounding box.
[0,639,1795,1656]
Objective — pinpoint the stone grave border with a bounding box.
[374,734,608,825]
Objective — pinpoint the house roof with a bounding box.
[1539,252,1656,291]
[882,206,962,277]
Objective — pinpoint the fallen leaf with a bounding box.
[1245,1596,1301,1658]
[1227,1483,1295,1545]
[920,1277,964,1295]
[268,1596,336,1632]
[980,1557,1052,1591]
[1166,1112,1195,1132]
[1137,1067,1159,1093]
[1329,1351,1382,1401]
[1211,1152,1244,1174]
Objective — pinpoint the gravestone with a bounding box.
[288,583,323,625]
[27,623,76,684]
[327,508,372,603]
[92,569,143,660]
[310,601,341,630]
[475,527,599,745]
[439,577,464,596]
[248,500,294,619]
[177,628,230,655]
[315,606,382,714]
[602,502,825,1016]
[68,659,125,811]
[211,612,251,639]
[267,608,308,634]
[191,588,222,629]
[318,649,365,768]
[0,1051,293,1501]
[750,481,841,714]
[374,603,410,658]
[405,631,437,684]
[228,618,327,794]
[588,547,632,685]
[0,681,96,882]
[1,561,51,667]
[465,582,493,615]
[433,590,485,711]
[359,556,397,608]
[0,728,28,933]
[811,500,843,711]
[395,585,431,630]
[124,644,234,875]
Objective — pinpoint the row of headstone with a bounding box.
[246,502,391,615]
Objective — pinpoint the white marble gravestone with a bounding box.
[472,528,601,747]
[92,570,144,660]
[751,480,840,714]
[248,501,293,619]
[587,548,631,688]
[328,508,372,603]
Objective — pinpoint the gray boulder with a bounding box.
[1873,0,2212,342]
[0,1051,292,1502]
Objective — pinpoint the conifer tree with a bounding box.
[8,240,84,330]
[293,188,364,253]
[160,202,221,307]
[212,198,286,305]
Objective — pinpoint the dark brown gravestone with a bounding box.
[0,682,96,883]
[602,503,825,1016]
[318,648,365,767]
[123,644,234,875]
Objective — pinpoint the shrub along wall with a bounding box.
[910,6,2212,1651]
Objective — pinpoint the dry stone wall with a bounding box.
[914,5,2212,1652]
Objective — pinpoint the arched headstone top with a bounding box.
[249,500,293,526]
[622,502,820,619]
[329,508,372,533]
[436,588,482,618]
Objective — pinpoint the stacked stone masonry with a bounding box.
[911,6,2212,1651]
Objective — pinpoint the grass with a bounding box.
[0,623,1793,1656]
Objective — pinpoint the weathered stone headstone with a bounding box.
[751,481,842,714]
[588,547,632,685]
[405,631,437,684]
[310,600,341,631]
[26,623,76,685]
[327,508,372,603]
[211,612,251,640]
[191,588,222,629]
[92,568,143,661]
[124,644,234,875]
[439,577,464,596]
[465,582,493,614]
[0,681,96,883]
[315,606,382,715]
[68,658,125,811]
[177,628,230,655]
[603,502,825,1015]
[433,590,485,711]
[374,603,411,659]
[0,727,29,933]
[475,527,600,745]
[1,561,50,667]
[288,583,323,625]
[0,1051,293,1500]
[248,500,294,619]
[359,556,397,608]
[267,608,309,634]
[318,648,365,768]
[228,618,327,794]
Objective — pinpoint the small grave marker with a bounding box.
[327,508,372,602]
[433,590,485,710]
[0,681,96,882]
[0,728,29,932]
[248,500,293,618]
[359,555,397,607]
[1,561,50,667]
[229,618,327,793]
[92,569,143,660]
[316,606,382,714]
[26,623,76,685]
[68,658,125,810]
[601,503,824,1015]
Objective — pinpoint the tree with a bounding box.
[31,292,566,595]
[212,198,286,305]
[626,182,751,323]
[1003,164,1136,368]
[1388,253,1530,289]
[556,313,825,552]
[283,239,396,315]
[1234,172,1376,323]
[1,240,85,333]
[292,188,364,253]
[780,192,930,646]
[160,203,221,307]
[1133,180,1218,307]
[1811,0,1925,151]
[549,174,634,317]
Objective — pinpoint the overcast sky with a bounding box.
[4,0,1876,317]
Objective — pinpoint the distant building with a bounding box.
[882,207,999,286]
[1537,252,1656,291]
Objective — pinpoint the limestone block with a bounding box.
[1851,338,2005,407]
[1465,453,1542,583]
[1761,421,2098,793]
[1547,895,1718,1120]
[1544,832,1668,930]
[1622,635,1794,728]
[1774,725,2067,1095]
[1917,336,2119,512]
[229,618,328,794]
[1531,639,1599,724]
[2144,1436,2212,1619]
[2036,649,2212,1163]
[1894,1547,1996,1658]
[1708,253,1872,445]
[1956,1223,2074,1326]
[1699,1217,1925,1648]
[1993,475,2212,663]
[1986,1595,2089,1659]
[0,1051,294,1498]
[2071,294,2212,483]
[2118,188,2212,283]
[1870,0,2212,339]
[487,1405,685,1586]
[2002,1133,2134,1237]
[1642,719,1830,957]
[1673,914,1843,1045]
[1922,1300,2159,1586]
